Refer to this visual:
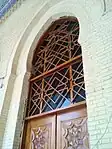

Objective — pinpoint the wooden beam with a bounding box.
[30,55,82,82]
[25,101,86,121]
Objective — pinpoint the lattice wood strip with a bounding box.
[27,17,86,116]
[32,18,80,76]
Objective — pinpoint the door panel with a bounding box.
[57,106,89,149]
[24,104,89,149]
[25,115,56,149]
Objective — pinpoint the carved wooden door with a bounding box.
[57,105,89,149]
[24,115,56,149]
[24,103,89,149]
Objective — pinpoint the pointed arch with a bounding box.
[26,16,86,116]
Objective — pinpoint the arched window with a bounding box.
[27,17,86,116]
[22,17,89,149]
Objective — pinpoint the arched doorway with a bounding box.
[22,17,89,149]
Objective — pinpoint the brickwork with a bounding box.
[82,11,112,148]
[0,0,112,149]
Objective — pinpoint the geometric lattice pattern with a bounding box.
[27,17,86,116]
[32,17,80,77]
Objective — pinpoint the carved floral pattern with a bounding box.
[62,117,89,149]
[31,126,49,149]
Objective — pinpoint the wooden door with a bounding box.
[24,115,56,149]
[57,105,89,149]
[23,103,89,149]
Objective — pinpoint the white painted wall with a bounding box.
[0,0,112,149]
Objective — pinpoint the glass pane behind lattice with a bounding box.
[32,18,80,77]
[28,80,42,116]
[27,17,86,116]
[28,67,71,116]
[42,67,71,112]
[72,61,86,103]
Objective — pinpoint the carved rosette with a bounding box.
[31,125,50,149]
[62,117,89,149]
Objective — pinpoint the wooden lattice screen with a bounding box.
[27,17,86,116]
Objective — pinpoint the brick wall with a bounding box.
[83,12,112,148]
